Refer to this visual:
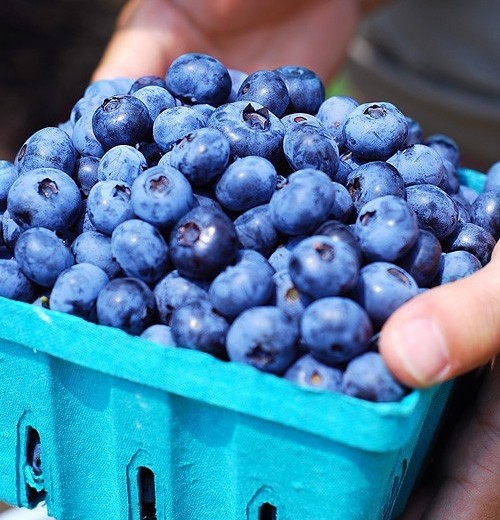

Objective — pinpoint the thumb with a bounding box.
[379,244,500,388]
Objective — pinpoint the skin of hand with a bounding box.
[92,0,360,84]
[92,2,499,517]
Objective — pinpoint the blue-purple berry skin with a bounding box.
[354,195,419,262]
[484,162,500,192]
[0,258,37,302]
[111,219,169,285]
[226,306,299,375]
[342,102,408,160]
[470,189,500,240]
[316,95,359,151]
[92,95,153,150]
[7,167,82,232]
[301,297,373,366]
[397,229,443,287]
[15,126,77,176]
[96,277,157,335]
[153,269,209,325]
[131,165,196,230]
[165,52,231,107]
[131,85,176,120]
[170,300,229,359]
[269,168,335,236]
[284,353,343,392]
[405,184,459,240]
[97,145,147,185]
[342,352,406,402]
[49,263,110,321]
[272,268,311,323]
[14,227,75,288]
[351,262,419,329]
[433,251,482,285]
[442,222,496,266]
[387,144,446,187]
[169,206,239,280]
[236,70,290,118]
[71,230,122,279]
[0,160,19,212]
[289,235,360,299]
[140,324,176,347]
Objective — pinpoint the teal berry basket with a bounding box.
[0,170,485,520]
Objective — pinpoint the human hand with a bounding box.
[379,242,500,519]
[92,0,360,83]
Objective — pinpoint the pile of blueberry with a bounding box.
[0,53,499,402]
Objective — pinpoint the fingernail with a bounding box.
[387,318,451,385]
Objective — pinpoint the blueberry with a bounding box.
[226,306,299,375]
[208,101,285,166]
[280,113,324,134]
[168,127,230,187]
[272,268,311,322]
[284,353,343,392]
[208,249,275,318]
[84,77,133,100]
[0,160,19,211]
[152,105,205,153]
[71,230,122,279]
[50,263,110,321]
[227,68,248,102]
[470,189,500,240]
[438,159,460,195]
[424,133,461,168]
[130,165,196,230]
[111,219,169,284]
[289,235,360,299]
[405,184,459,240]
[283,122,339,178]
[442,222,496,266]
[397,229,443,287]
[485,161,500,191]
[170,300,229,358]
[75,156,100,196]
[131,85,177,120]
[165,53,231,106]
[346,161,406,212]
[354,195,419,262]
[269,168,335,236]
[301,297,373,366]
[190,104,216,125]
[14,227,74,288]
[128,75,168,94]
[86,180,134,235]
[350,262,419,329]
[386,144,446,187]
[96,277,156,335]
[153,269,209,325]
[0,258,37,302]
[403,116,423,146]
[236,70,290,118]
[274,65,325,115]
[328,182,354,222]
[433,251,482,285]
[315,95,359,151]
[1,210,22,250]
[140,324,175,347]
[233,204,281,257]
[7,167,82,232]
[314,220,362,261]
[72,111,105,158]
[169,205,239,280]
[215,156,277,212]
[92,95,153,150]
[342,102,408,160]
[15,127,77,176]
[342,352,406,402]
[97,145,147,185]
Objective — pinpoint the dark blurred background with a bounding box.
[0,0,126,161]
